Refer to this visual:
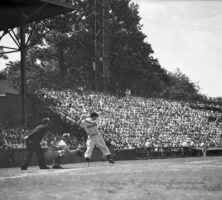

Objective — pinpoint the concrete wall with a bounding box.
[0,147,105,168]
[0,147,205,168]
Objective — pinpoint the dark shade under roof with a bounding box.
[0,0,75,31]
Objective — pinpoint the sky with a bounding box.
[132,0,222,97]
[0,0,222,97]
[0,34,20,70]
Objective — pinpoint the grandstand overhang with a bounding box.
[0,0,74,31]
[0,0,75,125]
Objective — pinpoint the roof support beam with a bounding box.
[20,25,27,125]
[8,30,20,48]
[0,0,75,125]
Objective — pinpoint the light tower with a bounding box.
[94,0,110,92]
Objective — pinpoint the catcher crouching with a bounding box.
[44,133,86,169]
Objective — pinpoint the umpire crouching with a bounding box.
[21,118,51,170]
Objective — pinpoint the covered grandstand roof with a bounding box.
[0,0,74,31]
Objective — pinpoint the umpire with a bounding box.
[21,118,51,170]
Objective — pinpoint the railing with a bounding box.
[133,146,202,159]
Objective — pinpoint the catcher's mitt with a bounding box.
[76,144,87,157]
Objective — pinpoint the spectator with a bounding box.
[33,88,222,150]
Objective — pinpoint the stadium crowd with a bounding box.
[35,88,222,150]
[0,123,78,149]
[0,126,29,149]
[1,88,221,150]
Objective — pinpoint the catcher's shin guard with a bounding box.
[53,155,63,167]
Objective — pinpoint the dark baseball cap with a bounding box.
[90,112,99,118]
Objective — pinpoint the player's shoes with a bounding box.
[40,166,50,169]
[21,166,27,170]
[106,155,115,164]
[109,159,115,164]
[52,165,63,169]
[85,157,90,167]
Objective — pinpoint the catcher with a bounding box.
[45,133,86,169]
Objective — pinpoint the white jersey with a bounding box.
[80,118,100,136]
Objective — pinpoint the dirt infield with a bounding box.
[1,157,222,200]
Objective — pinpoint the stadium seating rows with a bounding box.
[0,123,78,149]
[35,88,222,150]
[1,88,221,150]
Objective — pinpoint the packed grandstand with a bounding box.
[1,88,222,151]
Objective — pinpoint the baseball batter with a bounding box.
[77,112,114,164]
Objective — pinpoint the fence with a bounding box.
[114,147,203,161]
[0,146,205,168]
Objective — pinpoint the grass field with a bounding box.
[1,157,222,200]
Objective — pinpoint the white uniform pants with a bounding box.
[84,134,110,159]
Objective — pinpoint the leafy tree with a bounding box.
[6,0,201,101]
[166,68,201,101]
[106,0,170,96]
